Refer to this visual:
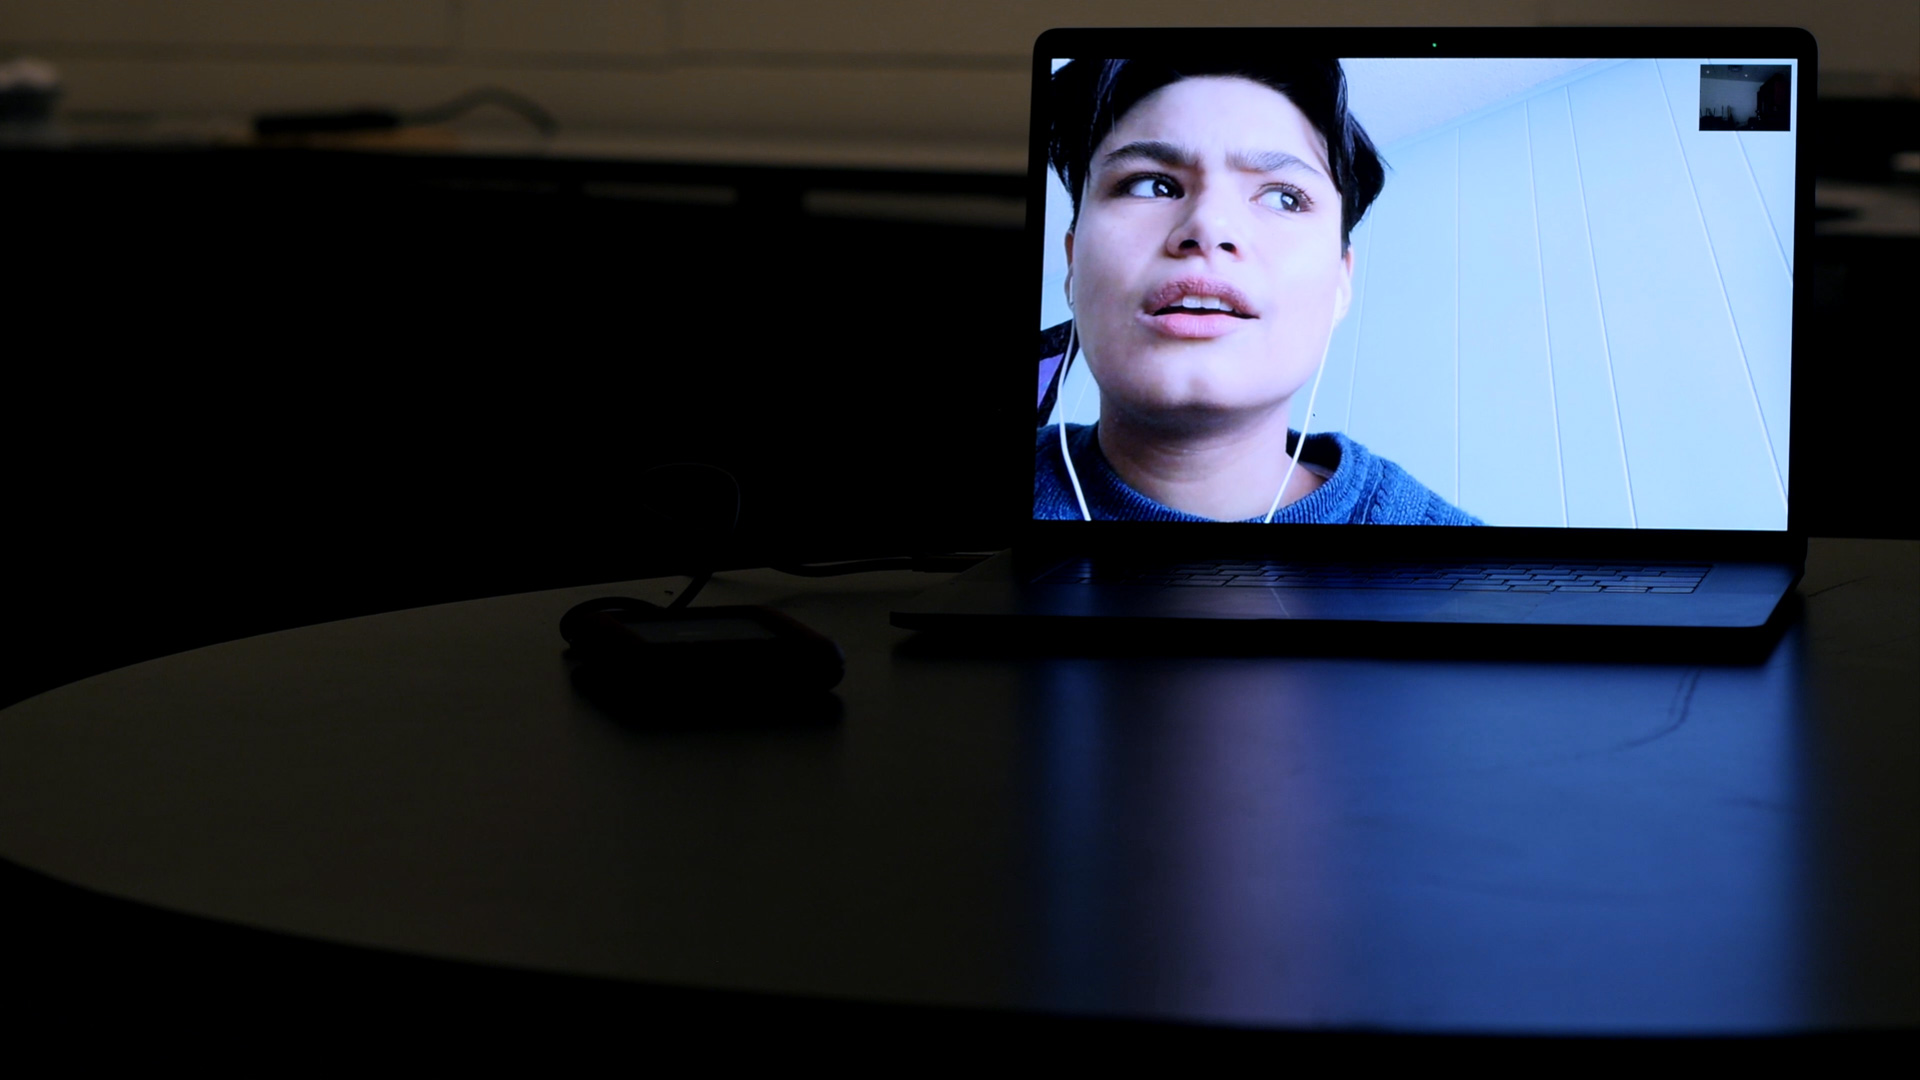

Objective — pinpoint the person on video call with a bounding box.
[1035,58,1482,524]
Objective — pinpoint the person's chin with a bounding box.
[1119,356,1280,404]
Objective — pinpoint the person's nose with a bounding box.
[1166,184,1241,258]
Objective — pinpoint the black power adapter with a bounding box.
[560,596,845,724]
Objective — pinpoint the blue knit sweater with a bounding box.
[1035,423,1483,525]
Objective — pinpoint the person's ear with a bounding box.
[1064,231,1075,308]
[1332,246,1354,325]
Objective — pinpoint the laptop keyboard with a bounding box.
[1038,560,1710,594]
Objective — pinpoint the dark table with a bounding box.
[0,539,1914,1039]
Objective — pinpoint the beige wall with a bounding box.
[2,1,1912,169]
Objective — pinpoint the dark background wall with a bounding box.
[3,149,1029,708]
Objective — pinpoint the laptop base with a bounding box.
[891,552,1799,661]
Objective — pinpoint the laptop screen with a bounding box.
[1035,54,1799,532]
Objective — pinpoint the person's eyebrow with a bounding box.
[1227,148,1325,179]
[1098,140,1196,171]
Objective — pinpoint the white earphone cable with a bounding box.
[1264,337,1333,523]
[1055,322,1093,521]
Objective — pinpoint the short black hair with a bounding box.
[1048,58,1386,252]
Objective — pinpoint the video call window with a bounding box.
[1699,64,1792,131]
[1036,57,1797,531]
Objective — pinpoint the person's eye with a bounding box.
[1257,185,1312,212]
[1119,174,1181,199]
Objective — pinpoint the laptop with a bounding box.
[894,26,1812,644]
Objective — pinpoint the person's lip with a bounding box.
[1139,277,1258,338]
